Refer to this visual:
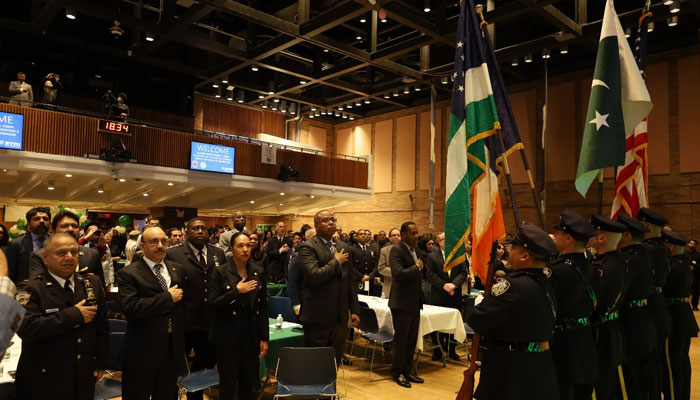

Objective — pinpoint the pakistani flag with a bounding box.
[445,0,521,279]
[575,0,653,197]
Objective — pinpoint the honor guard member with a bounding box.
[14,233,109,400]
[588,214,628,400]
[350,229,380,296]
[637,207,674,399]
[465,222,559,400]
[549,209,599,400]
[661,229,699,400]
[616,213,657,400]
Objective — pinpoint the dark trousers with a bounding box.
[648,342,665,400]
[304,319,348,366]
[594,362,617,400]
[622,356,652,400]
[557,383,593,400]
[184,331,217,400]
[691,273,700,308]
[122,362,179,400]
[663,335,692,400]
[216,344,258,400]
[390,308,420,377]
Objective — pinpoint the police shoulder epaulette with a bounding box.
[542,267,552,278]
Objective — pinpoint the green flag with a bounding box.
[575,0,652,197]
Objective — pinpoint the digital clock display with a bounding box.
[98,120,132,135]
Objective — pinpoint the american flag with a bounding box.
[611,3,651,219]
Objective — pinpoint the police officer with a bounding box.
[637,207,674,399]
[685,239,700,311]
[465,222,558,400]
[588,214,628,400]
[14,233,109,400]
[616,213,657,400]
[350,229,379,295]
[660,229,699,400]
[549,209,598,400]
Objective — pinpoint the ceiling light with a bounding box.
[251,65,259,71]
[289,103,296,115]
[314,111,320,117]
[221,77,228,84]
[48,181,55,191]
[271,103,278,111]
[440,77,448,85]
[381,18,387,23]
[346,103,353,109]
[97,185,104,194]
[167,182,174,186]
[356,36,362,41]
[355,100,362,106]
[414,86,421,92]
[625,28,631,38]
[237,90,245,103]
[145,33,155,42]
[119,178,126,182]
[95,74,102,79]
[273,98,280,103]
[364,98,370,104]
[280,192,285,196]
[321,109,327,115]
[349,116,355,120]
[360,18,366,23]
[66,8,76,19]
[311,106,317,111]
[384,93,390,99]
[212,83,219,88]
[226,90,233,101]
[250,200,255,204]
[393,89,399,97]
[143,193,149,197]
[648,21,654,32]
[300,79,307,84]
[542,49,550,59]
[342,113,348,119]
[280,100,288,112]
[226,84,234,91]
[664,0,673,4]
[258,93,265,99]
[310,194,315,199]
[560,45,568,55]
[309,114,314,119]
[267,81,275,95]
[214,87,221,98]
[338,104,344,110]
[279,203,284,206]
[670,0,680,13]
[524,54,533,63]
[423,0,431,12]
[403,87,410,94]
[668,15,678,26]
[262,101,268,109]
[65,173,72,178]
[334,110,340,117]
[323,49,329,53]
[511,58,519,66]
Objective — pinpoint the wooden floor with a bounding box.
[119,311,700,400]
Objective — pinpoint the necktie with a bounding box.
[153,264,172,332]
[409,247,418,263]
[326,240,335,254]
[198,251,207,269]
[64,280,72,294]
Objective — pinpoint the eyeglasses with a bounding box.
[145,238,169,246]
[321,217,337,223]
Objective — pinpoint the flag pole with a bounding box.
[429,85,437,229]
[597,170,604,214]
[540,54,548,226]
[519,149,547,229]
[496,129,522,227]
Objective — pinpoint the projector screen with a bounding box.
[190,141,235,174]
[0,111,24,150]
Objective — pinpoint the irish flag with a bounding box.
[444,0,522,280]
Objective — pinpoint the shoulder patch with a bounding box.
[15,290,31,306]
[542,267,552,278]
[491,278,511,296]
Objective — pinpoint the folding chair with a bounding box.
[178,368,220,397]
[268,296,297,322]
[94,332,124,400]
[274,347,338,399]
[356,307,394,381]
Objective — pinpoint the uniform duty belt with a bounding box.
[627,299,648,308]
[654,287,664,294]
[555,317,590,331]
[486,337,550,353]
[667,297,689,304]
[603,311,619,322]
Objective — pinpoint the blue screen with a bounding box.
[0,111,23,150]
[190,141,235,174]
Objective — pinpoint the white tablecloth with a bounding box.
[357,295,466,351]
[0,335,21,384]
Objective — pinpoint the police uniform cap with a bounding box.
[637,207,668,227]
[510,221,558,258]
[553,209,597,241]
[590,214,627,233]
[661,229,689,246]
[616,213,650,234]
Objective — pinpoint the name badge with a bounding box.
[45,308,60,314]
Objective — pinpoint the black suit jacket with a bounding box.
[208,260,269,348]
[349,243,379,282]
[29,245,104,286]
[425,248,468,308]
[165,243,225,333]
[298,236,360,325]
[6,234,35,284]
[117,258,187,374]
[266,235,293,278]
[15,272,109,400]
[388,242,424,312]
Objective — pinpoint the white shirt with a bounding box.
[143,256,171,288]
[48,271,75,292]
[189,242,207,264]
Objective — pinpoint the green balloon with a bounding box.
[81,219,91,229]
[17,218,26,230]
[118,215,132,227]
[76,212,82,220]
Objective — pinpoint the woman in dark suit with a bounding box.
[209,232,269,399]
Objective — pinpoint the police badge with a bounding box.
[491,278,510,296]
[542,267,552,278]
[15,290,31,306]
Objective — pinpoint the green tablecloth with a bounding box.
[257,318,305,388]
[267,284,286,297]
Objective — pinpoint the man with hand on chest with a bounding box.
[14,233,109,400]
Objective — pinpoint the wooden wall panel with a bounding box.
[547,82,576,181]
[0,103,367,189]
[336,128,353,155]
[508,90,537,184]
[354,124,371,156]
[418,109,443,190]
[374,120,393,193]
[645,62,670,175]
[678,55,700,172]
[395,115,416,192]
[308,126,327,152]
[201,99,285,138]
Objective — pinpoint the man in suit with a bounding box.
[165,218,224,400]
[426,231,468,361]
[217,211,247,253]
[118,225,186,399]
[29,210,104,286]
[389,221,425,388]
[686,239,700,311]
[298,210,360,365]
[167,228,184,248]
[267,221,293,282]
[289,228,315,315]
[14,233,109,399]
[350,229,380,296]
[8,71,33,106]
[7,206,51,284]
[377,228,401,299]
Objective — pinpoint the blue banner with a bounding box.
[190,141,235,174]
[0,111,24,150]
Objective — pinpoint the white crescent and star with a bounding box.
[589,111,610,131]
[591,79,610,89]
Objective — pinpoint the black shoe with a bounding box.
[693,307,699,311]
[393,374,411,388]
[432,350,443,361]
[448,352,461,361]
[341,357,352,366]
[405,374,424,384]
